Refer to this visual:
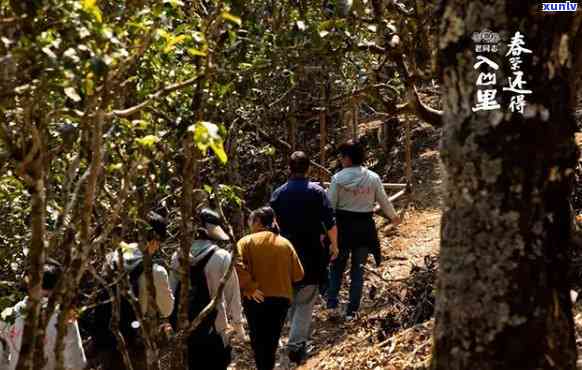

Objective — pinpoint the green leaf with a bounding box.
[217,184,243,206]
[163,34,187,53]
[163,0,184,7]
[203,184,213,194]
[81,0,103,23]
[135,135,160,148]
[221,11,242,26]
[108,163,123,172]
[64,87,81,102]
[188,121,228,164]
[187,48,207,57]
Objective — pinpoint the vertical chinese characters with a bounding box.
[472,56,501,112]
[503,31,532,114]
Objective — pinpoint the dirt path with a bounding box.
[295,207,441,370]
[227,205,442,370]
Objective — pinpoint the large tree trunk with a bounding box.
[433,3,580,369]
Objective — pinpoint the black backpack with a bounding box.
[92,261,145,348]
[170,249,217,337]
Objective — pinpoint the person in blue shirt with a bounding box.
[270,151,338,365]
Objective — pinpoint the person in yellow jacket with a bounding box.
[236,206,304,370]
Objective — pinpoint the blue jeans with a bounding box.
[287,284,319,352]
[326,247,368,315]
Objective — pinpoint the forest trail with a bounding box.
[229,120,444,369]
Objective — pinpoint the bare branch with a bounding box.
[268,85,296,108]
[407,86,443,128]
[91,160,138,246]
[106,75,204,119]
[329,83,398,103]
[396,55,443,128]
[47,109,84,120]
[0,17,19,25]
[239,119,332,177]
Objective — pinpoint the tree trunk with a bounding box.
[172,134,195,370]
[432,3,580,369]
[15,163,46,370]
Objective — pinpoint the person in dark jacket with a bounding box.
[326,140,401,320]
[270,151,338,364]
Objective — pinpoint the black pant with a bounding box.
[94,343,147,370]
[187,330,232,370]
[244,297,290,370]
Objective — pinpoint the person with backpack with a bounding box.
[236,206,304,370]
[169,207,243,370]
[92,212,174,370]
[326,140,402,321]
[270,151,338,365]
[0,264,87,370]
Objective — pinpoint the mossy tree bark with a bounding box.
[433,2,581,369]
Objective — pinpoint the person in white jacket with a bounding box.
[327,139,401,320]
[0,264,87,370]
[170,208,244,370]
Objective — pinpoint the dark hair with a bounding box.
[289,151,310,175]
[249,206,280,234]
[147,211,168,241]
[338,139,365,165]
[42,264,61,291]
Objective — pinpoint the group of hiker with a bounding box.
[0,139,401,370]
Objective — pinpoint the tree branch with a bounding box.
[407,86,443,128]
[268,85,296,108]
[239,119,332,177]
[0,17,19,25]
[396,55,443,128]
[106,75,204,119]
